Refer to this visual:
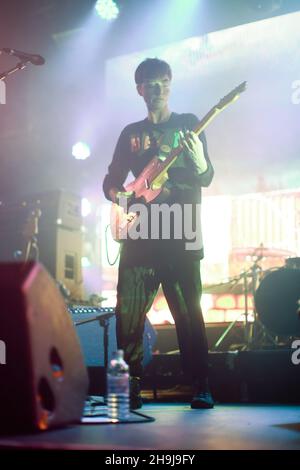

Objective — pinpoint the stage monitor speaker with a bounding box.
[0,262,88,433]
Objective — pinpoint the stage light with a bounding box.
[95,0,119,21]
[72,141,91,160]
[81,198,92,217]
[81,257,91,268]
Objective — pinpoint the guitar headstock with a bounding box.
[215,81,247,111]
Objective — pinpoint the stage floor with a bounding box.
[0,403,300,450]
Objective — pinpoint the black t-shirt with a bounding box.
[103,112,214,265]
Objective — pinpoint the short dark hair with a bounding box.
[134,58,172,84]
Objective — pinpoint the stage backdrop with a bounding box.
[104,11,300,196]
[99,11,300,325]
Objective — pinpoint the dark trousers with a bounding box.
[115,254,209,381]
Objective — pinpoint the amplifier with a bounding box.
[68,305,157,367]
[24,190,82,230]
[0,191,83,299]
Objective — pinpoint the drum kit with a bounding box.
[205,248,300,350]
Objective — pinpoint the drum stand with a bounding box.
[212,259,277,351]
[212,271,250,350]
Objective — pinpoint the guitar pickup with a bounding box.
[144,179,150,189]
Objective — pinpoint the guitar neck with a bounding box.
[194,106,220,136]
[157,106,219,174]
[137,81,246,188]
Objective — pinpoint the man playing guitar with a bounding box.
[103,57,214,409]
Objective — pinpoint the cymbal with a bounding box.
[231,247,295,258]
[203,282,245,295]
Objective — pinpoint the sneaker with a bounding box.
[191,378,214,409]
[130,376,143,410]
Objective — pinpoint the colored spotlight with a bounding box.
[95,0,119,21]
[72,142,91,160]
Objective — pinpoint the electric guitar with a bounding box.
[111,81,247,242]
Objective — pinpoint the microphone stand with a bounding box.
[23,208,42,262]
[0,59,32,81]
[74,312,115,370]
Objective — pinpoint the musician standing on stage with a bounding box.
[103,58,214,409]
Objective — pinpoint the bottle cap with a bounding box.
[113,350,124,360]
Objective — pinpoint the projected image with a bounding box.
[105,11,300,195]
[101,11,300,324]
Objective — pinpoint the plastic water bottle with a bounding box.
[107,350,130,420]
